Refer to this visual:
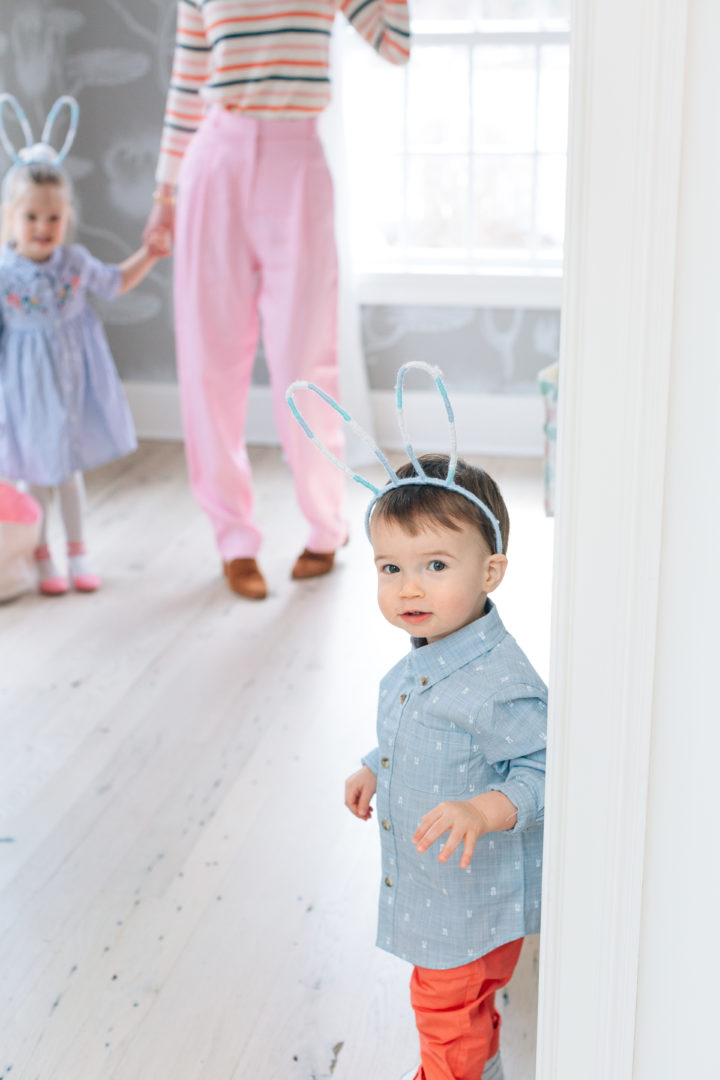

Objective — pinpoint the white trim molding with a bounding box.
[123,382,278,446]
[371,389,544,458]
[354,269,563,310]
[536,2,689,1078]
[123,381,545,459]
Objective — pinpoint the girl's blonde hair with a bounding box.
[0,162,75,247]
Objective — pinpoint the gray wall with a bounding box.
[0,1,559,398]
[0,0,176,380]
[362,306,559,396]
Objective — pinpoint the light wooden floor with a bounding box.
[0,443,553,1080]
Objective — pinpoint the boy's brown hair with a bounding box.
[371,453,510,555]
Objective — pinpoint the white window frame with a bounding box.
[348,21,570,309]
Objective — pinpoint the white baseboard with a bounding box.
[371,389,544,458]
[123,381,544,458]
[123,381,279,445]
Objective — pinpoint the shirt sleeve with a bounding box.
[361,746,380,774]
[74,246,122,301]
[478,686,548,832]
[340,0,411,65]
[155,0,211,185]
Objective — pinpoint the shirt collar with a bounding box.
[1,244,63,279]
[405,599,506,691]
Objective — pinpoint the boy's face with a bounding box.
[371,515,507,643]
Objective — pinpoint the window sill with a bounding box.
[353,268,563,309]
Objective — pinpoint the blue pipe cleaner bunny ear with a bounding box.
[286,360,503,554]
[0,93,79,201]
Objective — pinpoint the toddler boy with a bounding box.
[345,454,547,1080]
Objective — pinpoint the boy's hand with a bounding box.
[345,766,377,821]
[413,800,491,869]
[413,791,518,869]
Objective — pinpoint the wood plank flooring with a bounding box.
[0,443,553,1080]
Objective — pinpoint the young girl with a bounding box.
[0,154,168,595]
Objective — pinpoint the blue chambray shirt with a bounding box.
[362,601,547,970]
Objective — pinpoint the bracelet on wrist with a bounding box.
[152,191,176,205]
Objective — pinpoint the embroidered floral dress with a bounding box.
[0,244,137,485]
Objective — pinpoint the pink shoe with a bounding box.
[39,574,70,596]
[67,541,101,592]
[34,544,69,596]
[71,571,101,593]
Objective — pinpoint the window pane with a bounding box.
[473,155,533,250]
[406,155,470,250]
[351,153,405,259]
[473,46,536,151]
[538,45,569,152]
[536,154,566,251]
[412,0,471,21]
[476,0,538,20]
[407,47,469,151]
[538,0,570,19]
[344,43,404,152]
[473,0,570,25]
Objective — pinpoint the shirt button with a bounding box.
[381,819,391,831]
[380,757,390,768]
[399,694,407,703]
[385,876,393,887]
[420,676,428,686]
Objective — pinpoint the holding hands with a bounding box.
[143,185,176,257]
[145,226,172,259]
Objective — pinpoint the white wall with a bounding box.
[633,1,720,1074]
[536,0,720,1076]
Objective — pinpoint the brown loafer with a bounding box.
[291,548,336,580]
[223,557,268,599]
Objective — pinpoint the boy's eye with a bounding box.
[381,563,400,575]
[428,560,447,572]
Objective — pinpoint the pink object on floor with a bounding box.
[0,482,43,601]
[0,483,42,525]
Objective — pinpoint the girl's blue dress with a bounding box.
[0,243,137,486]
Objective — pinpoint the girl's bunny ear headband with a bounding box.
[0,93,79,202]
[286,360,504,554]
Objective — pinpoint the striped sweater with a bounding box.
[156,0,411,184]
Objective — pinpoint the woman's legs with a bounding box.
[173,110,264,564]
[254,120,347,558]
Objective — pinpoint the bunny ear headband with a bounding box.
[0,93,79,201]
[286,360,504,554]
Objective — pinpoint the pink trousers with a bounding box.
[174,108,346,560]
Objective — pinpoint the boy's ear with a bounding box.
[485,553,508,593]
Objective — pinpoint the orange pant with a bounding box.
[410,938,524,1080]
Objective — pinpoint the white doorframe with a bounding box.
[535,2,689,1076]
